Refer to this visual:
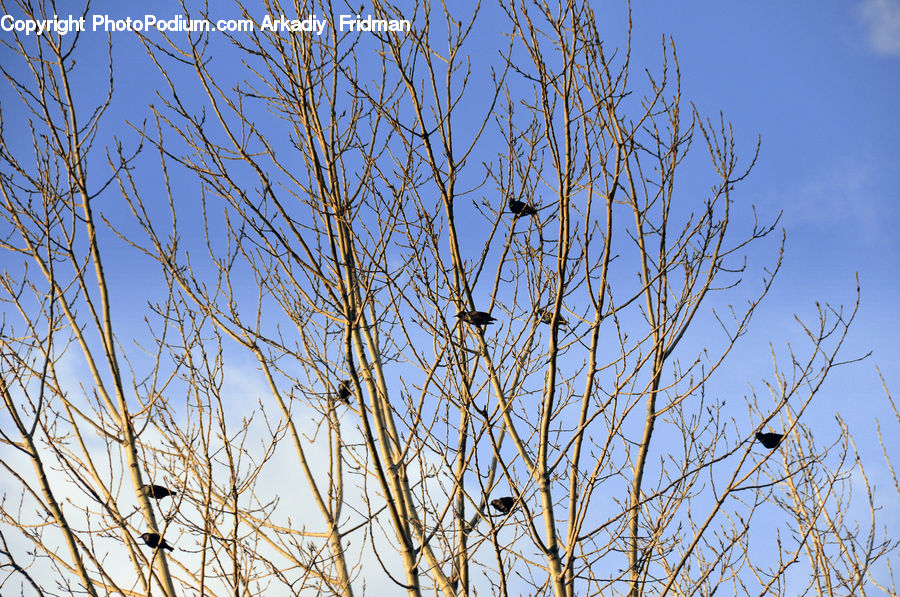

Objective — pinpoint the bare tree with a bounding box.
[0,0,896,595]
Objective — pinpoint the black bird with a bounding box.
[140,532,174,551]
[537,308,568,327]
[336,380,353,404]
[490,496,516,514]
[456,311,497,326]
[139,484,176,499]
[509,199,538,217]
[756,431,784,450]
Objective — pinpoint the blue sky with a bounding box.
[626,1,900,419]
[1,0,898,591]
[609,2,899,499]
[622,5,900,538]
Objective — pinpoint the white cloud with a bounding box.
[860,0,900,55]
[782,159,883,238]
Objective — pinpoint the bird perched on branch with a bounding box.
[756,431,784,450]
[456,311,497,326]
[509,199,538,217]
[336,379,353,404]
[490,496,516,514]
[140,532,174,551]
[537,308,568,327]
[139,484,176,499]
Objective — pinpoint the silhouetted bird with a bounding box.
[756,431,784,450]
[140,532,174,551]
[456,311,497,326]
[337,380,352,404]
[509,199,538,217]
[139,484,175,499]
[537,308,568,327]
[490,496,516,514]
